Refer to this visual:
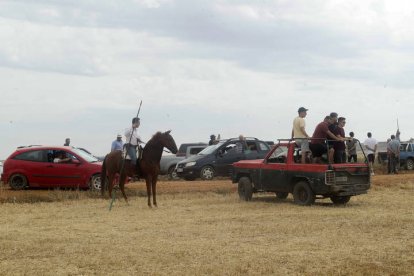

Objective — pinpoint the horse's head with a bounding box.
[162,130,178,154]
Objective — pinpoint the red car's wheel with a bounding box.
[9,174,28,190]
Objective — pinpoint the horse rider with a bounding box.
[124,117,142,172]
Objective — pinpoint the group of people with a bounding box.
[292,107,371,171]
[292,107,355,164]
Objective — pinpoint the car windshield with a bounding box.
[71,148,99,163]
[198,142,224,155]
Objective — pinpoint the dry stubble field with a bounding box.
[0,174,413,275]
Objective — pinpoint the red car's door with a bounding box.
[43,150,84,187]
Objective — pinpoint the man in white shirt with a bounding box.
[364,132,377,175]
[292,107,310,163]
[125,117,142,166]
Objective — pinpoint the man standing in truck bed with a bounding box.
[292,107,310,163]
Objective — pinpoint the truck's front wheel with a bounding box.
[238,177,253,201]
[293,181,315,205]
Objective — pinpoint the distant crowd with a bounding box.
[62,111,401,176]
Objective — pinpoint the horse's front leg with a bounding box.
[108,175,114,199]
[145,177,152,208]
[119,172,129,204]
[152,177,158,207]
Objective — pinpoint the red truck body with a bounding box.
[232,141,371,205]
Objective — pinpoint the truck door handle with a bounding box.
[47,165,54,168]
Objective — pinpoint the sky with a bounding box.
[1,0,414,159]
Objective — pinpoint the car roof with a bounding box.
[14,145,73,153]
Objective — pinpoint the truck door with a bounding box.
[259,145,289,192]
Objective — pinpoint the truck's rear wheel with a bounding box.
[238,177,253,201]
[293,181,315,205]
[330,195,351,205]
[406,159,414,170]
[275,192,289,199]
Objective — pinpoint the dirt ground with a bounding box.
[1,171,413,203]
[0,173,413,275]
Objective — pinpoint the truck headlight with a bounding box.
[185,162,196,167]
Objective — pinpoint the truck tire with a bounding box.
[330,195,351,205]
[406,159,414,170]
[200,166,214,180]
[238,176,253,201]
[9,174,28,190]
[293,181,315,206]
[275,192,289,199]
[168,166,179,180]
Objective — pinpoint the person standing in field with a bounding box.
[387,130,401,174]
[291,107,310,163]
[346,132,358,162]
[364,132,377,175]
[111,134,124,152]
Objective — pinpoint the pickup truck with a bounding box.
[232,140,371,205]
[160,143,207,179]
[377,142,414,170]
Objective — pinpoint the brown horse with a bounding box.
[101,130,178,207]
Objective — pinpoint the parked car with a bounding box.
[160,143,207,179]
[232,140,371,205]
[176,137,271,180]
[1,146,102,190]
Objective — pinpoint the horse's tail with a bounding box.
[101,155,107,196]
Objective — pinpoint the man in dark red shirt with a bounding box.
[310,116,347,163]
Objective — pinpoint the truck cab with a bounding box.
[232,140,371,205]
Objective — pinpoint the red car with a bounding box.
[1,146,102,190]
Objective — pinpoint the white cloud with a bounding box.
[1,0,414,159]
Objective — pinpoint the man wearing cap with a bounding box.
[292,107,310,163]
[125,117,142,166]
[111,134,124,152]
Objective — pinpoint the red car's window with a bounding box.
[13,150,47,162]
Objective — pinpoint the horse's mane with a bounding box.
[146,131,163,147]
